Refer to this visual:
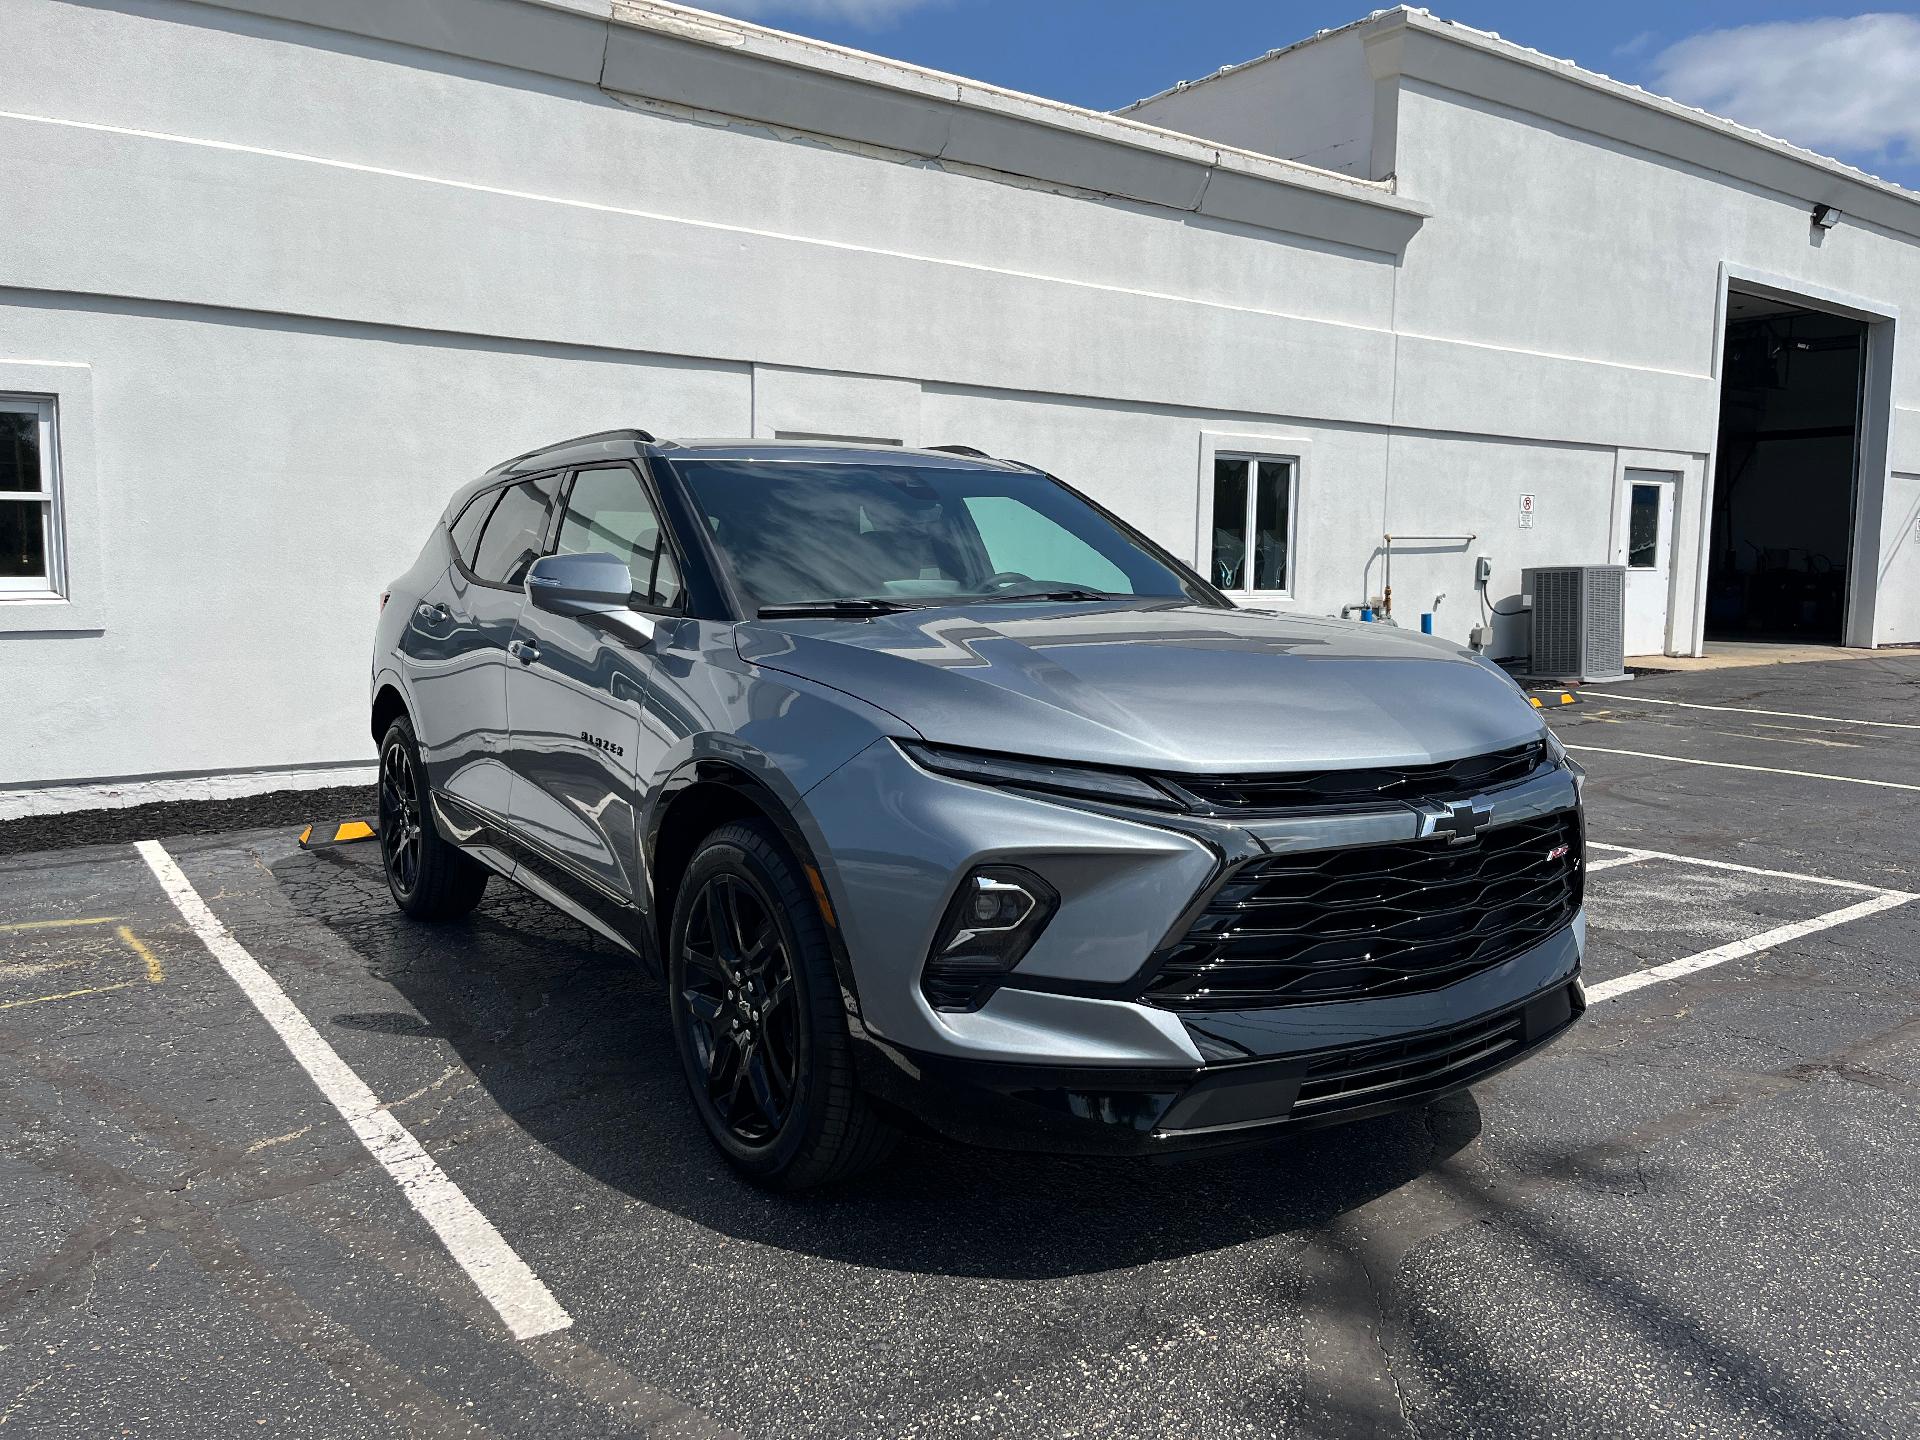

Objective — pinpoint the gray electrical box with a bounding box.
[1522,565,1629,682]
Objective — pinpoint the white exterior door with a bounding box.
[1622,471,1676,655]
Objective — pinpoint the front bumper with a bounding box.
[798,736,1590,1152]
[800,736,1585,1070]
[857,971,1585,1156]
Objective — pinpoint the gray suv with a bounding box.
[371,431,1585,1188]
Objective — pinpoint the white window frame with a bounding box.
[0,361,102,635]
[0,395,63,599]
[1197,432,1308,603]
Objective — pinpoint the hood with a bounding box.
[737,601,1545,773]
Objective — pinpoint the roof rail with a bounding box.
[486,428,657,475]
[926,444,990,458]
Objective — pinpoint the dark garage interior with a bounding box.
[1706,292,1867,645]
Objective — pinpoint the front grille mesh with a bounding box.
[1165,741,1546,813]
[1141,811,1582,1012]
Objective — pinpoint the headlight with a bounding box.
[897,740,1182,811]
[921,865,1059,1011]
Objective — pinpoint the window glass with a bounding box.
[1210,459,1249,590]
[671,460,1208,612]
[0,497,48,581]
[652,548,684,611]
[555,465,683,608]
[1628,484,1660,569]
[1252,460,1290,591]
[963,496,1130,593]
[0,401,53,591]
[469,475,558,586]
[1,409,42,492]
[448,489,499,571]
[1211,455,1292,592]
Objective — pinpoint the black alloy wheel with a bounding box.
[379,736,424,898]
[679,872,801,1146]
[374,716,487,921]
[666,820,895,1188]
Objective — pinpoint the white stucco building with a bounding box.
[5,0,1918,811]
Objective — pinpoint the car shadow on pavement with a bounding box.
[280,847,1477,1281]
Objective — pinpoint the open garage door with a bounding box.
[1705,292,1867,646]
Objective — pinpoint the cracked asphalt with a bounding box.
[2,655,1917,1438]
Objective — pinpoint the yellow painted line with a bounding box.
[0,980,138,1011]
[0,915,120,933]
[118,925,166,984]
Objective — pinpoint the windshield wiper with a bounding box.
[965,588,1124,605]
[756,597,916,619]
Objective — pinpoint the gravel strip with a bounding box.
[0,785,377,857]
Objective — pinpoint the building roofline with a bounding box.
[181,0,1428,254]
[1124,6,1920,233]
[1119,8,1390,115]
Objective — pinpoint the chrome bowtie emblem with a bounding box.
[1420,797,1493,846]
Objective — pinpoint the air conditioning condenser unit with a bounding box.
[1522,565,1629,683]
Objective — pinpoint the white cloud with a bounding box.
[1649,13,1920,169]
[694,0,943,29]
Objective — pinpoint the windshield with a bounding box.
[668,459,1217,613]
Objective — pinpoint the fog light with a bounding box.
[921,866,1058,1012]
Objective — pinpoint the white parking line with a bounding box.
[1584,850,1651,874]
[1583,842,1916,1004]
[1565,745,1920,793]
[1585,843,1908,895]
[1578,692,1920,731]
[135,840,572,1341]
[1585,893,1915,1004]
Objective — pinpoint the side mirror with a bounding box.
[525,551,633,618]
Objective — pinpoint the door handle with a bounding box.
[507,639,540,665]
[416,601,450,624]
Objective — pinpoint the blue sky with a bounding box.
[700,1,1920,189]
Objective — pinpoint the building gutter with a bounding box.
[175,0,1429,255]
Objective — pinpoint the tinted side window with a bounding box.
[470,476,558,586]
[447,489,499,570]
[554,466,684,609]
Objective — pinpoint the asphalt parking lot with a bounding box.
[3,655,1917,1439]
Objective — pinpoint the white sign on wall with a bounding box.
[1519,493,1535,530]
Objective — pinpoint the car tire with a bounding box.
[667,820,896,1190]
[377,716,488,921]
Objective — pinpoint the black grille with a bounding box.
[1293,1005,1529,1114]
[1141,810,1582,1011]
[1164,741,1546,813]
